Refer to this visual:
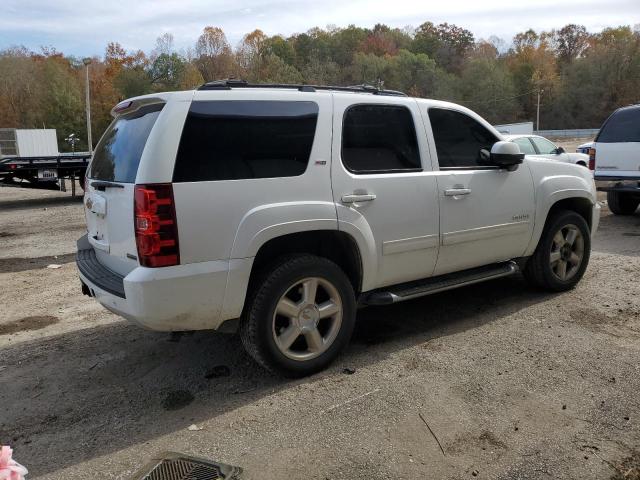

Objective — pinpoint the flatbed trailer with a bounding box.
[0,153,91,196]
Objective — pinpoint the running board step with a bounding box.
[362,261,519,306]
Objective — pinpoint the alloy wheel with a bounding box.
[272,277,343,361]
[549,224,584,281]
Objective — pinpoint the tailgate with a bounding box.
[84,181,138,276]
[594,142,640,179]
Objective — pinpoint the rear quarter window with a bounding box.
[596,107,640,143]
[173,101,319,182]
[90,103,164,183]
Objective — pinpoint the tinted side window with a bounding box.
[513,137,536,155]
[90,103,164,183]
[531,136,557,154]
[597,107,640,143]
[428,108,498,168]
[173,101,319,182]
[342,104,421,174]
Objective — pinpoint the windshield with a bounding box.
[531,136,558,154]
[89,103,164,182]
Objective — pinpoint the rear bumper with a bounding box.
[76,245,126,298]
[595,177,640,193]
[76,234,243,331]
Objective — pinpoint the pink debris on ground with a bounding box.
[0,446,28,480]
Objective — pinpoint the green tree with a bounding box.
[412,22,475,72]
[458,58,519,123]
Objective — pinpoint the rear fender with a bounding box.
[230,201,338,258]
[222,202,338,320]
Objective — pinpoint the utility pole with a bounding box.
[82,58,93,155]
[536,88,543,132]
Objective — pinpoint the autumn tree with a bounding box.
[2,21,640,149]
[547,24,590,64]
[195,26,235,80]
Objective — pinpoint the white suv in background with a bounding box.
[591,104,640,215]
[78,80,600,376]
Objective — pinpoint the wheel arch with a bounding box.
[221,229,365,324]
[248,230,364,295]
[525,189,595,256]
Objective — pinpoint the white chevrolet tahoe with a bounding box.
[591,104,640,215]
[77,80,600,376]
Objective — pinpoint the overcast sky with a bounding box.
[1,0,638,57]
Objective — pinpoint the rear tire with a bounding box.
[524,210,591,292]
[240,254,356,377]
[607,191,639,215]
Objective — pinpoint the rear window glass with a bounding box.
[90,103,164,182]
[342,104,421,173]
[173,101,319,182]
[597,107,640,143]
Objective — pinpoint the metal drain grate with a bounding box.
[131,452,242,480]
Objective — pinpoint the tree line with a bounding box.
[1,22,639,151]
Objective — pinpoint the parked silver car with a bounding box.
[505,135,590,167]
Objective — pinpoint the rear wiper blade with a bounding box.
[90,180,125,190]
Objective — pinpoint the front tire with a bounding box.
[607,191,639,215]
[524,210,591,292]
[240,254,356,377]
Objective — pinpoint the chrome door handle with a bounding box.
[341,193,377,203]
[444,188,471,197]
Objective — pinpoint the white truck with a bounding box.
[0,128,90,191]
[77,80,600,376]
[0,128,59,158]
[591,104,640,215]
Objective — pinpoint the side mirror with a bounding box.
[555,146,565,154]
[489,141,524,171]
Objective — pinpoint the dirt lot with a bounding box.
[1,179,639,480]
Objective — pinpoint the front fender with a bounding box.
[566,153,589,165]
[524,172,596,256]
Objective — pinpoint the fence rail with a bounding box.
[535,129,599,138]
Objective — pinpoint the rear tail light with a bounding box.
[588,148,596,170]
[134,184,179,267]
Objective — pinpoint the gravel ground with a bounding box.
[0,180,638,480]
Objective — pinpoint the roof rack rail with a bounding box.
[197,79,407,97]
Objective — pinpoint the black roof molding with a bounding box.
[197,79,407,97]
